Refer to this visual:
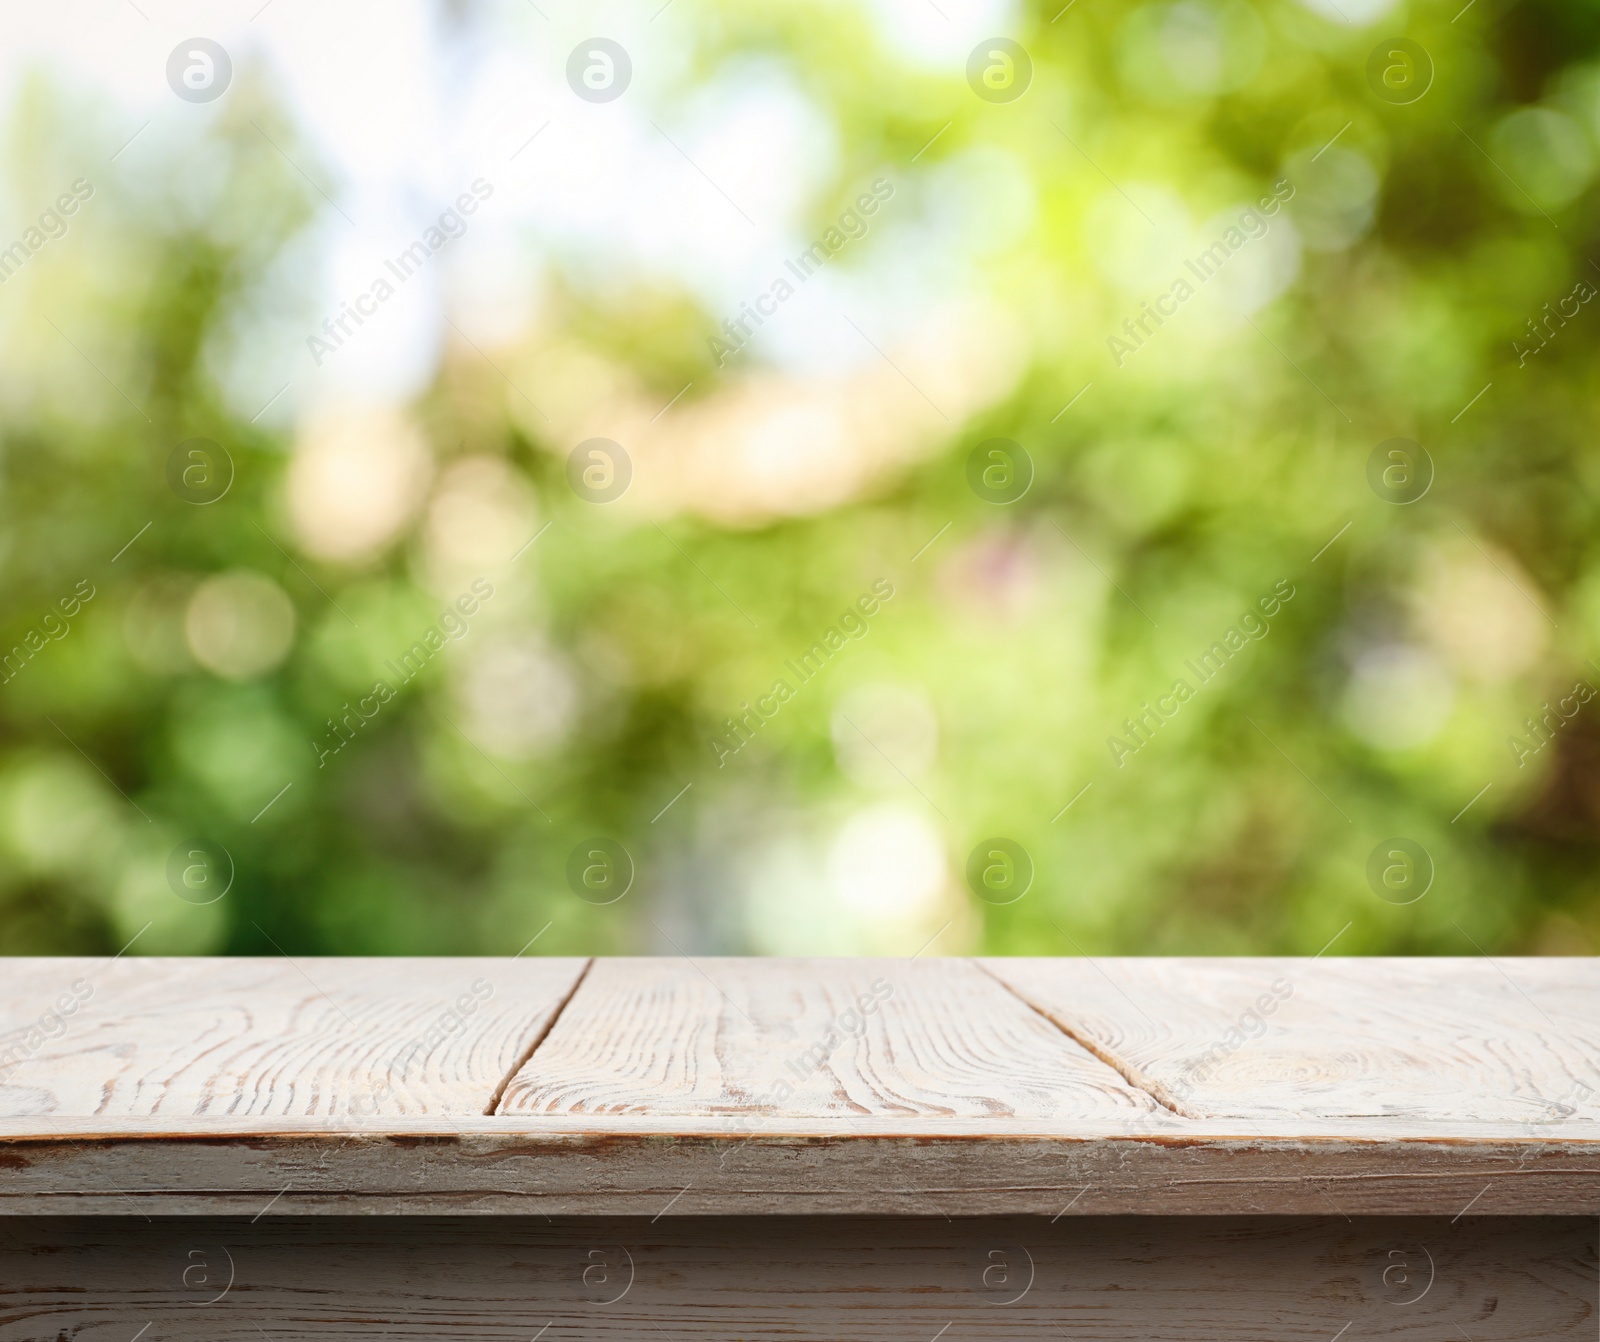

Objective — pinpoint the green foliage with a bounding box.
[3,0,1599,957]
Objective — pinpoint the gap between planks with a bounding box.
[972,959,1203,1119]
[483,957,595,1115]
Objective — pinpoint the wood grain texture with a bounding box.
[980,957,1600,1132]
[2,956,1599,1216]
[0,957,588,1119]
[2,1215,1592,1340]
[4,1120,1599,1216]
[495,957,1164,1123]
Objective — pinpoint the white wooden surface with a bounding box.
[0,957,588,1118]
[497,957,1163,1122]
[1,956,1598,1215]
[981,957,1600,1128]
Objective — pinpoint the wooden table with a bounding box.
[1,956,1596,1338]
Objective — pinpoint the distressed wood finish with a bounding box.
[980,957,1600,1129]
[5,1121,1600,1217]
[1,956,1599,1216]
[0,957,588,1119]
[2,1215,1593,1341]
[496,956,1164,1122]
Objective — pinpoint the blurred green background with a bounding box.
[1,0,1598,960]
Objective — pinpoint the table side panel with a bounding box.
[0,1214,1591,1341]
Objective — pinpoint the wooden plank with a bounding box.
[3,1118,1599,1216]
[0,956,588,1119]
[494,957,1165,1123]
[979,957,1600,1131]
[1,1214,1592,1339]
